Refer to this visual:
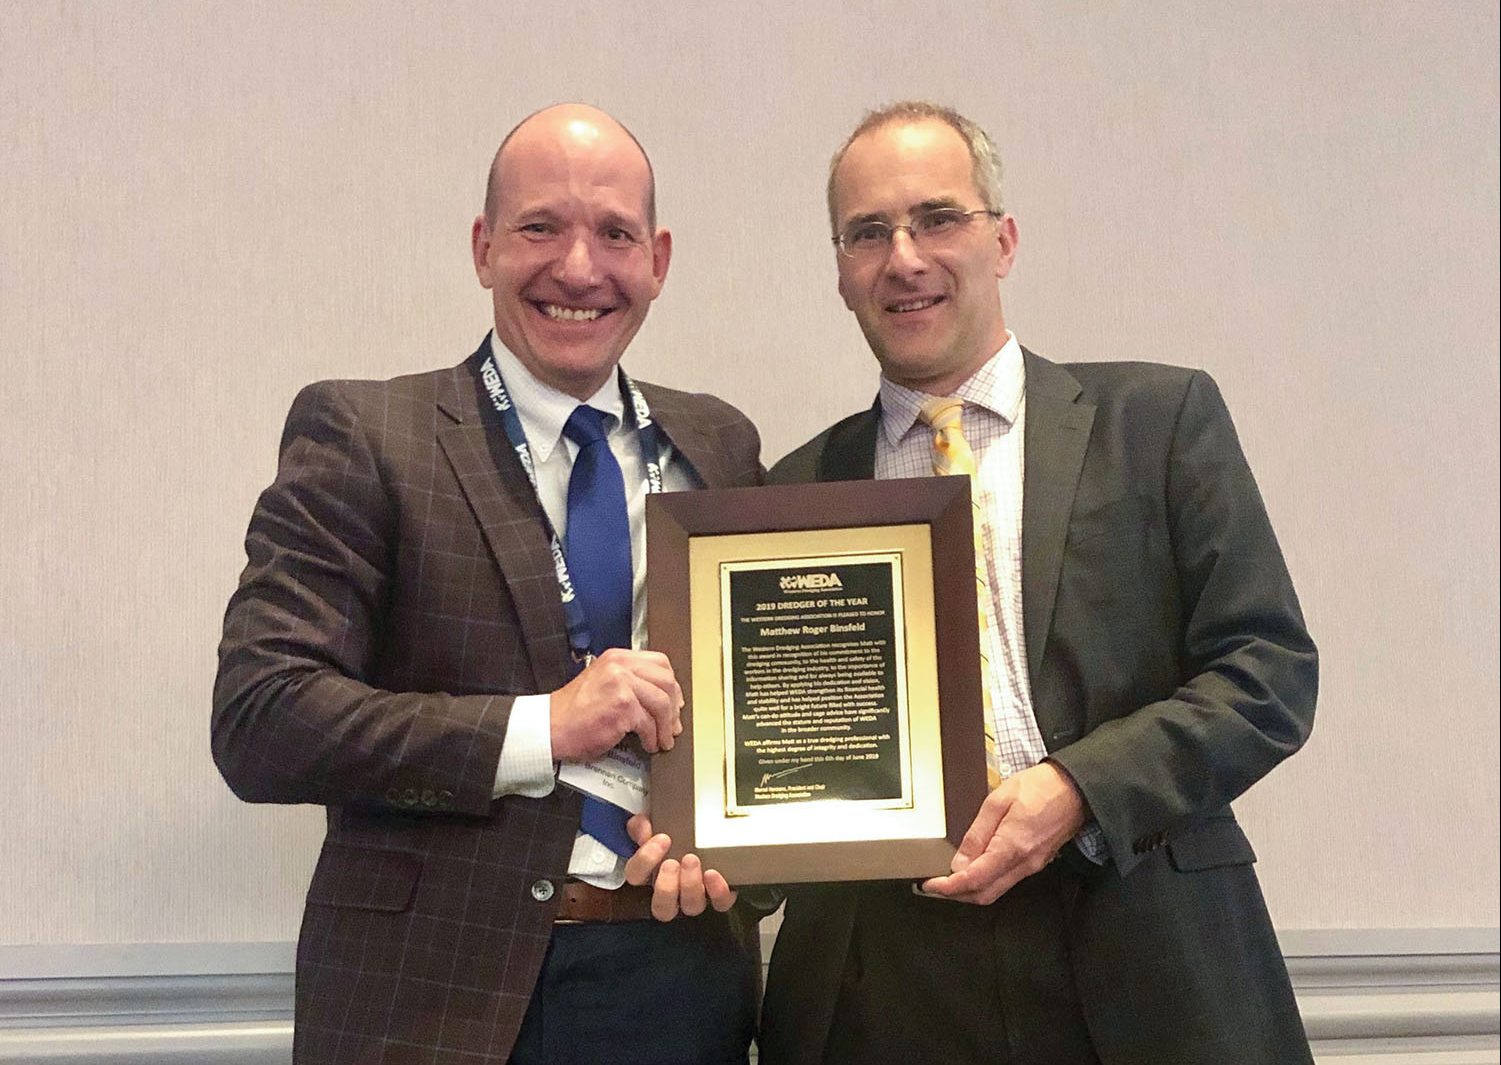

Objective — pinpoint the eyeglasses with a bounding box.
[833,207,1002,259]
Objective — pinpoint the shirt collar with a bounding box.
[878,332,1025,447]
[487,333,627,462]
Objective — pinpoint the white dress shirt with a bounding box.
[485,334,696,886]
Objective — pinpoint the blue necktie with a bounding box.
[562,405,636,858]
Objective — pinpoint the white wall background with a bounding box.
[1,1,1496,947]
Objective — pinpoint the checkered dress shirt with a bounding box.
[876,334,1106,862]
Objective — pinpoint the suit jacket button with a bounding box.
[402,788,418,807]
[531,879,556,902]
[438,790,454,809]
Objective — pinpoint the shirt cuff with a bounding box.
[492,694,557,798]
[567,833,628,888]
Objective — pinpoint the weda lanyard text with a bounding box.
[479,352,666,666]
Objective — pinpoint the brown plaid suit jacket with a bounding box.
[213,343,763,1065]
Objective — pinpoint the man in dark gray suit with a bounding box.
[214,103,761,1064]
[755,102,1318,1065]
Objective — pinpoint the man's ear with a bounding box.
[837,257,858,311]
[649,227,672,294]
[471,216,495,289]
[994,213,1019,281]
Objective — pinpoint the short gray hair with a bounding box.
[827,101,1004,233]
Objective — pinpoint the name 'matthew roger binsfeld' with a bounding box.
[758,623,868,637]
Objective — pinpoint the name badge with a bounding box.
[559,747,648,814]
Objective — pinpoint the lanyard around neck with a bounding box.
[478,351,667,666]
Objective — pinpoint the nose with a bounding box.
[884,227,928,277]
[553,233,599,289]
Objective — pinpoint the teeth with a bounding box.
[891,297,940,313]
[542,304,602,321]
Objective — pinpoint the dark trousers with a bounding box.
[821,866,1101,1065]
[508,915,757,1065]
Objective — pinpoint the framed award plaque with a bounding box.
[645,477,987,885]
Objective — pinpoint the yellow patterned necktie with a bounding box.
[918,396,1003,790]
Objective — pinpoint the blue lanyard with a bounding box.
[478,351,667,667]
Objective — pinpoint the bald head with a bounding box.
[469,101,672,400]
[484,104,656,229]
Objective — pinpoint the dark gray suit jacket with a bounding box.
[759,351,1317,1065]
[213,343,763,1065]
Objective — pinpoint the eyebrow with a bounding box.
[843,197,968,226]
[506,203,647,233]
[507,204,562,224]
[594,210,648,235]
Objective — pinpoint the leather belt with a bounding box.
[555,880,655,923]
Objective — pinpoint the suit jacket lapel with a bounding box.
[1020,350,1094,698]
[436,347,574,693]
[638,383,726,488]
[814,367,1091,744]
[819,402,880,481]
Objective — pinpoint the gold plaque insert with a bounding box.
[688,525,943,853]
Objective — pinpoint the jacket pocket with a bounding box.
[1166,817,1257,872]
[306,841,422,912]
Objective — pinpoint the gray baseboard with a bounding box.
[1284,928,1500,1062]
[2,929,1496,1064]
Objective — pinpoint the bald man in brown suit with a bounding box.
[214,104,763,1065]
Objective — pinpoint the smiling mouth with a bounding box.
[536,302,611,322]
[887,296,945,313]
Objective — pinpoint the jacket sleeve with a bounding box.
[1046,371,1318,876]
[211,381,510,817]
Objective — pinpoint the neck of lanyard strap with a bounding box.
[478,352,666,669]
